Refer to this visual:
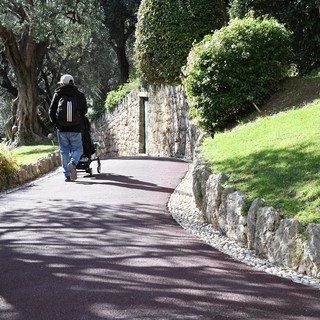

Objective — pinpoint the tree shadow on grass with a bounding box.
[214,141,320,220]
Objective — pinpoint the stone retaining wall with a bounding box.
[0,151,61,192]
[3,84,318,279]
[192,158,320,279]
[91,85,202,160]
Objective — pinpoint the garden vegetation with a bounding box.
[200,99,320,225]
[182,16,291,133]
[134,0,226,85]
[0,145,18,189]
[1,1,320,226]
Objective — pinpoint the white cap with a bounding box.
[58,74,74,85]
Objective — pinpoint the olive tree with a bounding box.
[0,0,103,145]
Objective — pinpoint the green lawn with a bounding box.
[11,143,58,166]
[200,99,320,225]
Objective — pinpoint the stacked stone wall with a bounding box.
[1,150,61,192]
[91,85,202,160]
[193,158,320,279]
[91,88,141,157]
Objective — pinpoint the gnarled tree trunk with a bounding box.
[14,68,42,145]
[0,23,48,146]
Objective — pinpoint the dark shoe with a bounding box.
[68,162,77,181]
[65,176,72,182]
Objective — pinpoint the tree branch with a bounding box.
[124,24,136,42]
[0,22,24,70]
[8,2,29,22]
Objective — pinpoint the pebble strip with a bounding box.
[168,165,320,290]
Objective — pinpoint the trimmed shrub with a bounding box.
[182,16,292,133]
[134,0,226,85]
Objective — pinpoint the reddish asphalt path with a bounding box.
[0,157,319,320]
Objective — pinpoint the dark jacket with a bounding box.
[49,85,88,132]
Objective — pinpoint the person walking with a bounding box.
[49,74,88,182]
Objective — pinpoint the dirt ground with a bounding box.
[259,77,320,116]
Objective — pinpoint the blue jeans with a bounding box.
[57,131,83,178]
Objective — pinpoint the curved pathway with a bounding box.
[0,157,319,320]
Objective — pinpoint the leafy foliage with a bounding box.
[0,0,103,50]
[0,0,108,144]
[182,16,291,133]
[0,145,18,188]
[229,0,320,74]
[89,77,140,121]
[134,0,226,85]
[104,80,139,111]
[99,0,141,84]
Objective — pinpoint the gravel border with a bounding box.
[168,164,320,290]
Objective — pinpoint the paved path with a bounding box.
[0,157,319,320]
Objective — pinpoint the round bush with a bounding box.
[182,16,292,133]
[134,0,226,85]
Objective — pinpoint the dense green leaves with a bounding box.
[99,0,141,84]
[0,0,102,44]
[182,16,292,133]
[104,80,138,111]
[0,0,107,144]
[229,0,320,74]
[0,0,106,96]
[134,0,227,85]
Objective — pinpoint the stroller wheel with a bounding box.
[97,158,101,173]
[86,168,93,176]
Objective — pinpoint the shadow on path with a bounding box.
[0,158,319,320]
[77,173,175,194]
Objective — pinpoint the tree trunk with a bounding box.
[0,51,18,98]
[14,70,43,145]
[114,45,129,84]
[0,24,48,145]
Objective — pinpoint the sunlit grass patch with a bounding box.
[200,99,320,225]
[11,143,58,166]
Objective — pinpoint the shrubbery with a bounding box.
[182,16,292,133]
[104,81,137,111]
[89,80,139,120]
[229,0,320,75]
[0,145,18,190]
[134,0,226,85]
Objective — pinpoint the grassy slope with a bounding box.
[200,77,320,225]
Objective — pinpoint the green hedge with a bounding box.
[134,0,226,85]
[182,16,292,133]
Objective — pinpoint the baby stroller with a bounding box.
[76,116,101,176]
